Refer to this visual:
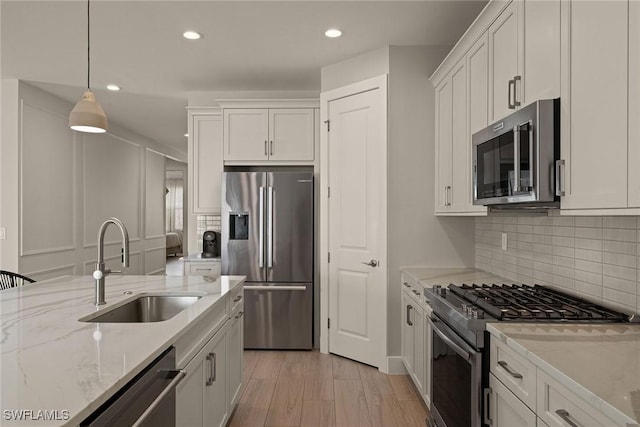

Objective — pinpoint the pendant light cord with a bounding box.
[87,0,91,90]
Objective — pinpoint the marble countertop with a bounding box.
[488,323,640,425]
[0,274,245,426]
[400,266,517,288]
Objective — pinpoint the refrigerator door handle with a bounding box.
[259,186,265,268]
[244,285,307,291]
[267,186,274,268]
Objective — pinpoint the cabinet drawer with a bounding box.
[490,337,536,410]
[537,370,622,427]
[401,273,425,308]
[228,283,244,315]
[187,261,220,276]
[488,373,536,427]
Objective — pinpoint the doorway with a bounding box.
[165,163,187,275]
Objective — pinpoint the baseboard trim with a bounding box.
[386,356,407,374]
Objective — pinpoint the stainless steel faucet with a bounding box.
[92,217,130,305]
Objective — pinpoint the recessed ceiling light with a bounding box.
[184,133,189,137]
[325,28,342,38]
[106,84,120,91]
[183,31,201,40]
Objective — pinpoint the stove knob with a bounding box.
[466,306,474,316]
[471,309,485,319]
[461,303,468,313]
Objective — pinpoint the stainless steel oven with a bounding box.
[429,316,483,427]
[472,98,560,207]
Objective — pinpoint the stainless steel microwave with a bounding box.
[472,98,560,207]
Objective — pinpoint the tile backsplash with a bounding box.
[476,215,640,315]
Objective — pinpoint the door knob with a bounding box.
[361,259,379,267]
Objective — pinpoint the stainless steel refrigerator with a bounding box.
[221,171,313,349]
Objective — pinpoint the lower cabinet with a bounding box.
[177,324,228,427]
[488,373,536,427]
[227,305,244,409]
[423,308,432,406]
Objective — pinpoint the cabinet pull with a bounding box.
[555,409,581,427]
[406,304,413,326]
[132,369,186,427]
[412,289,421,296]
[508,78,516,109]
[270,140,273,156]
[448,186,452,206]
[513,75,521,107]
[233,295,243,302]
[555,159,566,197]
[497,360,523,379]
[403,282,410,288]
[235,310,244,319]
[206,352,216,386]
[264,140,268,156]
[483,387,492,426]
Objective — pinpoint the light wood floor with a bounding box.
[228,350,430,427]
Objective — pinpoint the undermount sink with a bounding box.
[80,294,203,323]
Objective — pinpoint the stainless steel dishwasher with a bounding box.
[80,347,185,427]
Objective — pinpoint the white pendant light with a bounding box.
[69,0,107,133]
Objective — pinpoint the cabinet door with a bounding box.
[227,307,244,409]
[223,109,269,161]
[560,0,628,209]
[411,304,425,395]
[401,291,415,373]
[450,59,470,211]
[423,310,432,406]
[268,109,314,161]
[489,373,536,427]
[628,1,640,207]
[204,328,228,427]
[191,114,223,214]
[522,0,560,104]
[488,1,522,122]
[176,348,205,426]
[435,79,452,213]
[468,33,489,136]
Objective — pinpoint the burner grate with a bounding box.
[449,283,629,322]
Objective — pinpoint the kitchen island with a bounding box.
[0,274,245,426]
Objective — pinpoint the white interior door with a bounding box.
[327,82,387,369]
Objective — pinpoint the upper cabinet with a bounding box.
[223,107,315,163]
[488,1,523,122]
[431,0,561,216]
[559,0,630,211]
[188,110,223,215]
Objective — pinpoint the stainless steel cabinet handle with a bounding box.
[267,186,273,268]
[259,186,265,267]
[264,140,268,156]
[555,409,581,427]
[406,304,413,326]
[446,186,452,206]
[270,140,273,156]
[497,360,523,379]
[412,290,421,296]
[235,311,244,319]
[513,76,521,107]
[508,78,516,109]
[483,387,492,426]
[132,369,186,427]
[361,259,378,267]
[555,159,565,197]
[233,295,243,302]
[403,282,410,288]
[206,352,216,386]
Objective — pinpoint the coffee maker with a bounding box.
[201,231,220,258]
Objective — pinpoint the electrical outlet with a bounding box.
[501,233,507,251]
[0,227,6,240]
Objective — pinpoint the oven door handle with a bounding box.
[429,317,475,362]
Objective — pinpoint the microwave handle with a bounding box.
[513,126,520,193]
[525,121,533,192]
[555,159,566,197]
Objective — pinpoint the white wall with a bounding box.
[320,46,477,359]
[0,80,182,279]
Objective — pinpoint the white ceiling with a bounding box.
[2,0,487,155]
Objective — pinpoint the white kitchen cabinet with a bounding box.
[177,323,228,427]
[422,304,432,406]
[468,32,489,136]
[223,108,314,162]
[184,259,221,277]
[188,110,223,214]
[401,288,415,374]
[435,57,486,215]
[488,0,522,122]
[227,304,244,409]
[559,0,629,210]
[488,373,537,427]
[411,301,425,394]
[490,334,536,410]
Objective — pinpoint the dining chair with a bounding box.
[0,270,36,290]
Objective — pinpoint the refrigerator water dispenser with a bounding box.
[229,214,249,240]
